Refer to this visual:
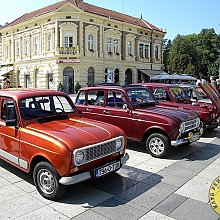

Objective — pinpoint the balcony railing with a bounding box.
[56,46,80,57]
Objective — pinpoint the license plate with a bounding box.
[95,161,121,178]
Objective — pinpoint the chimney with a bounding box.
[75,0,83,4]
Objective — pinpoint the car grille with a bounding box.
[183,118,198,132]
[74,136,123,166]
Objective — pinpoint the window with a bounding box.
[87,67,94,85]
[155,45,159,60]
[24,40,28,55]
[76,91,86,105]
[48,34,52,51]
[88,34,93,51]
[144,44,149,59]
[64,36,73,48]
[34,36,39,53]
[153,88,169,101]
[127,41,132,55]
[139,43,144,58]
[88,90,104,106]
[107,38,112,53]
[25,75,30,88]
[16,42,20,56]
[1,99,17,121]
[114,39,119,54]
[107,91,125,108]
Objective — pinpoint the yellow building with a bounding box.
[0,0,166,93]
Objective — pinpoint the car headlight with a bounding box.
[116,138,123,151]
[179,123,185,133]
[75,151,85,165]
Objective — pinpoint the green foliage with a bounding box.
[75,82,81,93]
[164,28,220,78]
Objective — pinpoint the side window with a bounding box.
[1,99,17,121]
[88,90,104,106]
[106,91,125,108]
[76,91,86,105]
[153,88,169,101]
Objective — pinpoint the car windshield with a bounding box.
[170,87,190,100]
[19,95,75,120]
[194,87,208,100]
[127,88,157,107]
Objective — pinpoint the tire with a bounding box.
[33,161,66,201]
[146,133,170,158]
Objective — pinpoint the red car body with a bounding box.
[135,83,220,129]
[75,85,202,158]
[0,89,128,200]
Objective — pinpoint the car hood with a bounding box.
[199,83,220,115]
[26,116,121,151]
[136,106,197,122]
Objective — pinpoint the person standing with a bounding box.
[210,76,217,89]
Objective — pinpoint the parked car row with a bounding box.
[0,82,218,201]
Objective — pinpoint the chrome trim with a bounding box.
[171,133,200,147]
[0,149,28,169]
[60,153,129,186]
[73,136,124,166]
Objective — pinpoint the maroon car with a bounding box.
[75,86,202,158]
[135,83,220,130]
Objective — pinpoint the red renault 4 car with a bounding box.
[136,83,220,130]
[75,85,202,158]
[0,89,128,200]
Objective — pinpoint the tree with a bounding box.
[163,39,172,73]
[168,35,199,75]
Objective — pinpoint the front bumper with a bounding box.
[59,153,129,186]
[171,131,201,147]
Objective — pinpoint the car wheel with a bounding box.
[33,161,66,201]
[146,133,170,158]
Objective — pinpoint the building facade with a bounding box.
[0,0,166,93]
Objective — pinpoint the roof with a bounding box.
[7,0,164,33]
[0,89,67,100]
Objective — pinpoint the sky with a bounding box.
[0,0,219,40]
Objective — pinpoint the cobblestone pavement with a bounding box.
[1,127,220,220]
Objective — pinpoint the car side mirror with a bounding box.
[5,119,17,127]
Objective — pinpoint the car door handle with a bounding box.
[103,110,110,114]
[86,108,91,112]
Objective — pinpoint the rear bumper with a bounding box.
[59,153,129,186]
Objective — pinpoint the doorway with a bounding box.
[63,67,74,94]
[125,69,132,85]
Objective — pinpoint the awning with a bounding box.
[139,69,164,78]
[0,66,13,77]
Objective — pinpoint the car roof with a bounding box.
[0,89,67,101]
[133,83,196,88]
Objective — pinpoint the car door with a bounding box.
[101,90,132,137]
[0,98,20,166]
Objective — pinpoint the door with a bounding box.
[63,66,74,94]
[0,99,20,166]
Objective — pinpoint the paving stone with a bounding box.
[14,179,36,193]
[117,164,155,182]
[198,163,220,180]
[125,151,152,166]
[71,210,109,220]
[0,176,9,188]
[139,211,176,220]
[169,198,219,220]
[86,172,138,195]
[175,175,215,203]
[15,206,69,220]
[49,183,113,218]
[153,193,187,216]
[0,194,44,219]
[118,182,177,210]
[92,197,146,220]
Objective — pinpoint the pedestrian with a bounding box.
[196,76,201,86]
[210,76,217,89]
[216,78,220,93]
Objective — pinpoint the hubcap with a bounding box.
[37,169,56,195]
[148,137,165,155]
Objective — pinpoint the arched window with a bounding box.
[155,45,159,60]
[88,34,94,51]
[114,39,119,54]
[87,67,94,85]
[48,34,52,51]
[127,41,132,55]
[115,68,119,84]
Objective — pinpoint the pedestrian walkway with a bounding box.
[0,129,220,219]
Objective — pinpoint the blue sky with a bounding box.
[0,0,219,39]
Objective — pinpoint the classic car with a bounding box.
[0,89,128,200]
[75,85,202,158]
[136,83,220,130]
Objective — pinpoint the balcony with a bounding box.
[55,46,80,58]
